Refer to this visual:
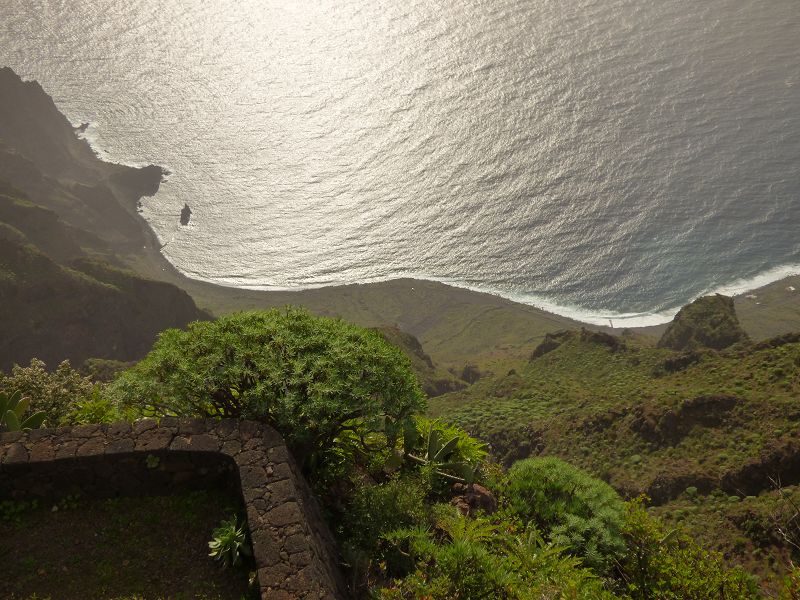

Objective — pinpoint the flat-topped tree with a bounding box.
[108,308,426,472]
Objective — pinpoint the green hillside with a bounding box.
[429,324,800,586]
[0,182,208,371]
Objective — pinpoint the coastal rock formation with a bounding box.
[658,294,749,351]
[0,68,208,370]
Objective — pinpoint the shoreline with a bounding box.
[5,65,797,369]
[77,118,799,333]
[179,262,800,329]
[107,152,800,359]
[125,209,800,359]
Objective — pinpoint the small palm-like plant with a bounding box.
[0,390,46,432]
[208,515,252,568]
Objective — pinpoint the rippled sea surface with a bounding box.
[2,0,799,325]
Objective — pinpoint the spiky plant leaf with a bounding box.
[4,410,20,431]
[20,411,46,430]
[13,396,30,419]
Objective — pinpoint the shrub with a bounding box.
[66,388,123,425]
[377,508,616,599]
[409,416,488,466]
[107,308,426,472]
[399,417,489,490]
[0,390,46,432]
[339,473,432,593]
[621,498,759,599]
[342,473,432,556]
[0,358,96,425]
[504,457,627,572]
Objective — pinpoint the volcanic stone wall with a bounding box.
[0,418,345,600]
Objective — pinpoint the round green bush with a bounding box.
[504,457,626,572]
[108,308,426,471]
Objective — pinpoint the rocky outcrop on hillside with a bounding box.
[658,294,749,351]
[371,326,466,396]
[530,328,625,360]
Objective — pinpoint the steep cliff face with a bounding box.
[0,68,208,371]
[0,68,162,252]
[0,67,98,180]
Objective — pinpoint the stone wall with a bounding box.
[0,418,346,600]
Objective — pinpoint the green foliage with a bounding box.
[55,494,81,511]
[377,508,615,599]
[401,417,487,487]
[779,567,800,599]
[0,499,38,523]
[66,386,123,425]
[620,499,759,599]
[408,416,488,465]
[504,457,627,573]
[208,515,252,569]
[0,359,96,426]
[108,309,426,471]
[0,390,46,432]
[341,473,431,562]
[427,331,800,582]
[340,472,616,599]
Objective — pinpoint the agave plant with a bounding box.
[0,390,46,432]
[401,419,480,484]
[208,515,252,568]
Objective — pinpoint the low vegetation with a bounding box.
[0,490,254,600]
[3,305,800,597]
[429,322,800,589]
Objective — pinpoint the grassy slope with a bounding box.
[735,274,800,340]
[429,331,800,584]
[157,274,587,375]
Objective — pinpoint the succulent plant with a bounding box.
[0,390,46,432]
[402,419,479,484]
[208,515,252,568]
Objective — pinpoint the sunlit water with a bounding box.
[2,0,799,326]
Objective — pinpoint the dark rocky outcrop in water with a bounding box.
[179,203,192,225]
[658,294,749,351]
[110,164,164,198]
[0,68,208,371]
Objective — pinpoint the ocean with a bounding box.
[1,0,798,326]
